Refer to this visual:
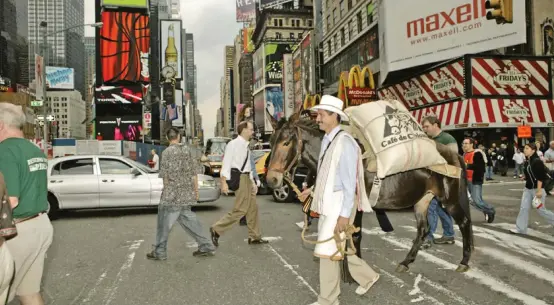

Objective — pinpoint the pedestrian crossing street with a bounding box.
[272,216,554,305]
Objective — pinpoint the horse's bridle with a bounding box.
[270,126,303,184]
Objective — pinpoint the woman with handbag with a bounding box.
[510,142,554,235]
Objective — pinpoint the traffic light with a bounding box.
[485,0,513,24]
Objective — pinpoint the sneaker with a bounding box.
[146,251,167,261]
[485,213,495,223]
[420,239,432,249]
[210,227,220,247]
[248,238,269,244]
[193,250,215,257]
[509,229,525,235]
[433,236,455,244]
[355,274,380,295]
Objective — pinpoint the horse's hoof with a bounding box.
[395,264,409,273]
[456,264,469,272]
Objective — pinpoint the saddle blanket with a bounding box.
[344,100,447,179]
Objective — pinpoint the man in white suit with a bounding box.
[299,95,380,305]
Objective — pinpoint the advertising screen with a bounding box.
[94,85,143,104]
[236,0,255,22]
[101,0,149,9]
[253,92,265,135]
[264,43,293,84]
[160,20,183,79]
[99,11,151,84]
[265,87,284,132]
[96,116,143,141]
[46,67,74,90]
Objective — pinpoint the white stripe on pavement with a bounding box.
[266,244,318,296]
[103,239,144,305]
[484,223,554,243]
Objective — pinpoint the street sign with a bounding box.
[143,112,152,129]
[31,100,43,107]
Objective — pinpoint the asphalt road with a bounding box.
[8,175,554,305]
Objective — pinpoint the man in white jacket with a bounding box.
[299,96,379,305]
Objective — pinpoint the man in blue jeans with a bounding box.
[421,116,457,249]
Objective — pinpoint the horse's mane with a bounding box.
[295,118,322,137]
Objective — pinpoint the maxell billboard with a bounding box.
[379,0,526,83]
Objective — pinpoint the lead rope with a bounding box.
[283,175,360,261]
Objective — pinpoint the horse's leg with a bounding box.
[374,208,394,232]
[446,202,473,272]
[353,210,363,258]
[396,192,434,273]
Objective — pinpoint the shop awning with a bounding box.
[411,99,471,131]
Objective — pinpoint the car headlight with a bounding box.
[198,180,216,188]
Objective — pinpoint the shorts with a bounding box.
[7,213,53,301]
[0,244,14,305]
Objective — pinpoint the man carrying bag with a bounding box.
[210,121,269,246]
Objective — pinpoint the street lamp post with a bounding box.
[39,21,103,154]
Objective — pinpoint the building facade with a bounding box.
[47,90,86,139]
[184,33,196,107]
[251,2,314,137]
[84,36,95,139]
[0,0,29,90]
[28,0,85,97]
[220,45,235,136]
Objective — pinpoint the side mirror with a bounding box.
[131,168,141,177]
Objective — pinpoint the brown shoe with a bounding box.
[248,238,269,244]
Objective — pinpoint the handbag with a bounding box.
[226,151,249,191]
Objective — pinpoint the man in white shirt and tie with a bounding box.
[210,121,268,246]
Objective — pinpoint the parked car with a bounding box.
[46,155,220,218]
[261,151,310,203]
[252,149,271,195]
[202,154,223,177]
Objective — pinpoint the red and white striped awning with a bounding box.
[411,99,554,130]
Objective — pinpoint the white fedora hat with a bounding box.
[310,95,349,121]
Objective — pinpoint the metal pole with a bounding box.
[41,27,49,155]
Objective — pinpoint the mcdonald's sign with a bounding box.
[300,94,320,119]
[338,65,377,108]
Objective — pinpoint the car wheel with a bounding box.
[257,175,270,195]
[272,182,294,203]
[47,193,60,220]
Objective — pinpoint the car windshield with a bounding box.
[127,158,156,173]
[208,155,223,162]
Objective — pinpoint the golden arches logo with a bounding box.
[338,65,376,108]
[303,94,320,110]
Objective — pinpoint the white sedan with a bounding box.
[46,155,220,217]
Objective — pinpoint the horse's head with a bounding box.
[265,106,306,189]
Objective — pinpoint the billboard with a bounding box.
[95,85,143,104]
[99,11,150,84]
[96,116,143,141]
[379,0,527,83]
[300,33,313,98]
[253,92,265,135]
[282,54,294,118]
[101,0,149,8]
[253,45,265,92]
[35,54,44,100]
[236,0,255,22]
[160,20,183,79]
[45,67,74,90]
[172,89,184,127]
[265,43,293,84]
[260,0,293,9]
[265,87,284,132]
[292,46,302,109]
[242,27,255,53]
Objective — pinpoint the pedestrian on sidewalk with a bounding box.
[0,172,16,305]
[299,96,379,305]
[210,121,268,246]
[544,141,554,171]
[510,142,554,235]
[147,127,216,260]
[513,148,525,178]
[484,146,494,181]
[0,102,54,305]
[462,138,496,223]
[420,116,456,249]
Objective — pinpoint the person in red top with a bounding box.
[462,138,496,223]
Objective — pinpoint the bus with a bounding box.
[204,137,232,155]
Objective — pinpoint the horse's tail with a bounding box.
[457,155,474,249]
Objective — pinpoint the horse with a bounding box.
[265,108,474,273]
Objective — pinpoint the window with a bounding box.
[279,19,283,27]
[274,19,278,26]
[298,32,303,39]
[328,41,332,56]
[367,2,375,26]
[290,32,295,39]
[349,20,354,38]
[341,28,345,45]
[340,0,346,17]
[308,20,313,27]
[276,32,282,39]
[357,12,362,32]
[347,0,352,10]
[327,16,331,31]
[51,158,94,175]
[99,159,133,175]
[333,8,338,25]
[335,34,339,50]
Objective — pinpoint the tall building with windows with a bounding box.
[184,33,196,107]
[0,0,29,89]
[48,90,86,139]
[221,45,235,136]
[84,36,95,138]
[28,0,85,96]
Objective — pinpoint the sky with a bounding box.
[84,0,242,140]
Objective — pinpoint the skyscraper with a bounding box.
[84,36,95,138]
[0,0,29,88]
[28,0,85,96]
[184,33,195,107]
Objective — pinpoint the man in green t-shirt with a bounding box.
[0,102,53,304]
[420,116,457,249]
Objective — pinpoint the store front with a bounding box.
[377,54,553,149]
